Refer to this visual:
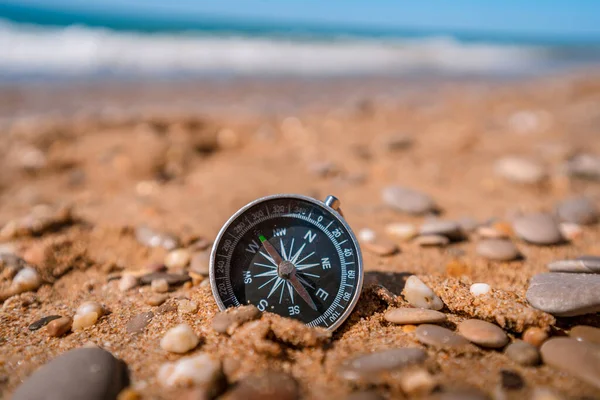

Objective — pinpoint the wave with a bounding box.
[0,19,593,78]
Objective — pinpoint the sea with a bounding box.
[1,3,600,82]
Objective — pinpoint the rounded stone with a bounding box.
[126,312,154,334]
[419,221,463,240]
[548,255,600,273]
[476,239,520,261]
[382,186,436,215]
[494,156,546,184]
[513,213,563,245]
[385,223,417,241]
[402,276,443,310]
[164,249,191,270]
[555,197,598,225]
[160,324,199,354]
[522,327,548,347]
[469,283,491,296]
[212,305,261,335]
[338,348,427,382]
[363,240,399,256]
[384,308,446,325]
[526,272,600,316]
[158,353,224,395]
[190,252,210,275]
[220,371,299,400]
[570,325,600,346]
[415,324,470,348]
[46,316,72,337]
[504,341,541,366]
[458,319,508,349]
[540,338,600,389]
[12,347,129,400]
[414,235,449,247]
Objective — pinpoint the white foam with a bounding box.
[0,19,551,77]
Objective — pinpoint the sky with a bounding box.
[2,0,600,39]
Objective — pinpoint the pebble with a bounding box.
[457,217,479,233]
[555,197,598,225]
[414,235,449,247]
[570,325,600,346]
[526,272,600,316]
[500,370,524,390]
[160,324,199,353]
[135,225,180,250]
[11,266,42,293]
[565,153,600,181]
[458,319,509,348]
[398,367,436,396]
[559,222,582,240]
[419,221,463,240]
[469,283,491,296]
[165,248,191,269]
[382,186,436,215]
[504,340,541,366]
[358,228,376,243]
[220,371,299,400]
[540,338,600,389]
[547,255,600,273]
[476,239,520,261]
[494,156,546,184]
[12,347,129,400]
[384,308,446,325]
[151,278,169,293]
[522,327,548,347]
[189,251,210,275]
[477,226,509,239]
[147,294,169,306]
[158,352,224,393]
[415,324,470,348]
[29,315,62,331]
[363,239,399,256]
[139,272,191,286]
[384,222,417,241]
[402,276,443,310]
[46,316,72,337]
[118,275,139,292]
[212,305,261,335]
[338,348,427,382]
[126,312,154,334]
[178,299,198,314]
[512,213,563,245]
[73,301,105,330]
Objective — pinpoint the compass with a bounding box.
[209,194,363,331]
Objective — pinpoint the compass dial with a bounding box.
[210,194,363,331]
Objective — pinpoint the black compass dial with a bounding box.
[210,195,363,330]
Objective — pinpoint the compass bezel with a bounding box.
[209,193,364,331]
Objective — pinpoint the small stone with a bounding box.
[363,239,399,256]
[398,367,436,396]
[500,369,524,390]
[381,133,414,152]
[139,272,191,286]
[151,278,169,293]
[402,276,443,310]
[558,223,582,240]
[414,235,449,247]
[358,228,377,243]
[547,255,600,273]
[73,301,105,330]
[522,327,548,347]
[458,319,509,349]
[157,352,224,395]
[212,305,261,335]
[29,315,62,331]
[382,186,436,215]
[504,341,541,366]
[118,275,139,292]
[385,223,417,241]
[189,252,210,275]
[12,347,129,400]
[540,338,600,389]
[160,324,199,353]
[220,371,298,400]
[338,348,427,382]
[46,316,72,337]
[494,156,546,184]
[457,217,479,233]
[513,213,563,245]
[178,299,198,314]
[384,308,446,325]
[165,248,191,269]
[419,221,464,240]
[470,283,491,296]
[415,324,470,348]
[147,294,169,306]
[476,239,520,261]
[565,153,600,181]
[570,325,600,346]
[526,272,600,316]
[555,197,598,225]
[135,225,180,250]
[11,266,42,293]
[477,226,509,239]
[126,312,154,334]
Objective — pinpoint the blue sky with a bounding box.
[2,0,600,39]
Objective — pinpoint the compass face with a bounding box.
[210,194,363,331]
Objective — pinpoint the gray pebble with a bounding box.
[565,153,600,181]
[338,348,427,382]
[419,221,464,240]
[12,347,129,400]
[415,235,449,247]
[139,272,191,286]
[494,156,546,184]
[190,251,210,275]
[29,315,62,331]
[476,239,520,261]
[135,225,180,250]
[382,186,436,215]
[384,308,446,325]
[526,273,600,316]
[458,319,508,349]
[504,341,541,366]
[541,338,600,389]
[555,197,598,225]
[547,255,600,273]
[126,311,154,334]
[415,324,470,348]
[513,213,563,245]
[570,325,600,346]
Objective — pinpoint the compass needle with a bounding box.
[289,274,318,311]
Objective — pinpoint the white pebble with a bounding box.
[165,249,191,269]
[385,223,417,240]
[158,352,222,388]
[178,299,199,314]
[470,283,491,296]
[76,301,105,317]
[559,222,582,241]
[160,324,199,354]
[358,228,376,243]
[152,278,169,293]
[119,274,139,292]
[11,267,42,292]
[73,301,104,330]
[402,276,443,310]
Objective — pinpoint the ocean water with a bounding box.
[1,4,600,81]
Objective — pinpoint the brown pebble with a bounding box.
[384,308,446,325]
[126,311,154,334]
[220,371,299,400]
[147,294,169,306]
[29,315,62,331]
[415,324,470,348]
[458,319,509,349]
[117,388,141,400]
[46,316,72,337]
[504,340,541,366]
[363,240,399,256]
[139,272,191,285]
[415,235,449,247]
[190,251,210,275]
[541,337,600,389]
[500,369,524,390]
[570,325,600,346]
[156,302,177,314]
[523,327,548,347]
[212,305,261,335]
